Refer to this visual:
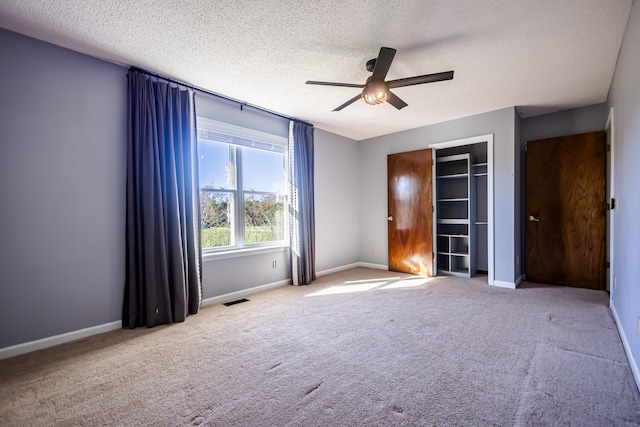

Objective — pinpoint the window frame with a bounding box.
[197,118,289,254]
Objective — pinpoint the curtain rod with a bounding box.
[129,66,312,127]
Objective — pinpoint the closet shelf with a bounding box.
[437,198,468,202]
[437,173,468,179]
[437,251,469,256]
[438,218,469,225]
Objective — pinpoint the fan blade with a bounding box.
[387,71,454,89]
[306,80,365,88]
[333,94,362,111]
[387,91,408,110]
[371,47,396,81]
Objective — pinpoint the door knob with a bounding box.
[528,215,540,222]
[388,216,393,221]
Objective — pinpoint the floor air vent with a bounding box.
[223,298,249,307]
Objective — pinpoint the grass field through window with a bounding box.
[201,225,284,248]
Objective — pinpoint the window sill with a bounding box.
[202,245,289,262]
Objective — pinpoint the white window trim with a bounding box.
[197,117,288,148]
[197,117,289,255]
[202,244,289,262]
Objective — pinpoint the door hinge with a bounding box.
[525,142,528,152]
[606,202,611,210]
[607,144,611,152]
[605,261,610,269]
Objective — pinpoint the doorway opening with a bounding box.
[429,134,494,286]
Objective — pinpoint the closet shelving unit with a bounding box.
[436,154,476,277]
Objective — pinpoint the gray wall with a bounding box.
[521,103,608,143]
[0,29,127,348]
[314,129,361,272]
[0,29,363,350]
[357,107,518,285]
[200,128,362,297]
[4,10,636,377]
[201,249,291,298]
[607,0,640,382]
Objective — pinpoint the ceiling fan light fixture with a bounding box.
[306,47,454,111]
[361,81,389,105]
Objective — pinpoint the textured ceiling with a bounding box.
[0,1,633,140]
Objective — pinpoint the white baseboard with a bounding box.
[610,302,640,394]
[316,263,360,277]
[1,267,372,360]
[6,261,515,360]
[1,279,291,360]
[0,320,122,361]
[199,261,389,307]
[316,262,388,277]
[515,275,523,288]
[201,279,290,307]
[493,279,517,289]
[356,262,389,271]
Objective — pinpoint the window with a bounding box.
[197,118,288,251]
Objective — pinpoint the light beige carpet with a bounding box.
[1,268,639,426]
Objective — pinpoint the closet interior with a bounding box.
[435,142,488,278]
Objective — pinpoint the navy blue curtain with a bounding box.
[289,121,316,285]
[123,69,201,328]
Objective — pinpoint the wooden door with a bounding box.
[525,131,606,289]
[388,149,433,276]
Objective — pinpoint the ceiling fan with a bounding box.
[306,47,454,111]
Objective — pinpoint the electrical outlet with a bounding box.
[272,260,277,269]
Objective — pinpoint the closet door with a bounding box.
[525,131,606,289]
[387,149,433,276]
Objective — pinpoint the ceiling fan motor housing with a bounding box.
[366,58,377,73]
